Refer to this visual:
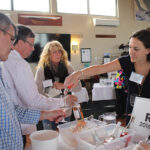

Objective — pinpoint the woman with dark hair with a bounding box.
[64,29,150,124]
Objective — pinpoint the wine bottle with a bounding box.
[73,104,86,129]
[73,104,84,121]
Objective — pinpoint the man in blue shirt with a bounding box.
[0,12,66,150]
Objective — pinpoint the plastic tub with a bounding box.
[121,144,136,150]
[77,124,136,150]
[57,118,105,148]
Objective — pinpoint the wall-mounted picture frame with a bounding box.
[81,48,91,63]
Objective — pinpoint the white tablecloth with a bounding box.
[92,83,116,101]
[73,87,89,103]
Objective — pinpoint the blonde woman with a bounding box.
[35,40,81,129]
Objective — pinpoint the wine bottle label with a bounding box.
[73,110,80,119]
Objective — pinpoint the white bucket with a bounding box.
[30,130,59,150]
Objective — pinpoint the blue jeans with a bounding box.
[42,116,71,130]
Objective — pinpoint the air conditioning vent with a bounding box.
[93,18,120,27]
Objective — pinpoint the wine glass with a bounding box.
[60,95,70,123]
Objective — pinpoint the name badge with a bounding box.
[129,72,144,84]
[43,79,53,88]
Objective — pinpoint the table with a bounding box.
[92,83,116,101]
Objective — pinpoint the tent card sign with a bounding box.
[129,97,150,141]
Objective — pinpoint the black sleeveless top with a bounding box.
[119,55,150,115]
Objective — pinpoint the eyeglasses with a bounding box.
[0,27,16,44]
[24,40,34,47]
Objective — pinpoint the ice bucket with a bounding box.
[30,130,59,150]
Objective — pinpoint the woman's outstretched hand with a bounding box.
[64,71,81,89]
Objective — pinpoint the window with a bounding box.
[89,0,116,16]
[0,0,11,10]
[57,0,87,14]
[14,0,49,12]
[0,0,117,17]
[57,0,117,17]
[0,0,50,12]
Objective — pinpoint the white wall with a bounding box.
[2,0,150,72]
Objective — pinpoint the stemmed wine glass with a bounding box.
[59,90,71,123]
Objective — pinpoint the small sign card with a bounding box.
[43,79,53,88]
[129,97,150,141]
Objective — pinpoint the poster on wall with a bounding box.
[134,0,150,21]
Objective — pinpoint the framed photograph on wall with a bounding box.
[81,48,91,63]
